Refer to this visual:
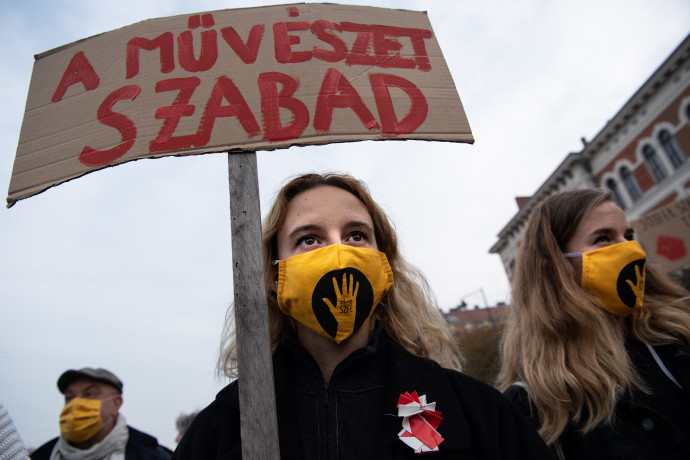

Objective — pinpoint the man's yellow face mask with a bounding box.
[59,397,104,442]
[566,240,647,317]
[276,244,394,343]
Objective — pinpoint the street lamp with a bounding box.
[458,287,499,343]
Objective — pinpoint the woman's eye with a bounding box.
[347,231,367,243]
[594,235,609,244]
[297,235,317,246]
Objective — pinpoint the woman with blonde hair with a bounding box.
[500,188,690,459]
[175,172,553,459]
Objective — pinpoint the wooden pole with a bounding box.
[227,151,280,459]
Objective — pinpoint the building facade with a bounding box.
[444,304,509,334]
[490,34,690,283]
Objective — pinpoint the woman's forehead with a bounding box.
[283,186,371,224]
[575,201,629,235]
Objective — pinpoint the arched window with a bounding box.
[659,129,686,169]
[620,166,642,202]
[606,178,627,210]
[643,144,668,182]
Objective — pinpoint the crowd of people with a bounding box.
[3,174,688,460]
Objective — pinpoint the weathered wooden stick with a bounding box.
[228,151,280,459]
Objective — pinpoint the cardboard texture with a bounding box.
[7,3,473,207]
[632,195,690,272]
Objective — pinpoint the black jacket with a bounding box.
[174,326,554,459]
[30,426,172,460]
[504,340,690,460]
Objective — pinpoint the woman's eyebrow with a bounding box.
[286,224,322,241]
[588,226,635,237]
[589,227,613,236]
[343,220,375,232]
[285,221,374,241]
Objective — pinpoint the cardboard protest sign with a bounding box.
[632,195,690,272]
[8,3,473,207]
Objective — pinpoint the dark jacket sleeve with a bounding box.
[446,375,555,459]
[29,439,57,460]
[125,426,173,460]
[493,388,554,459]
[503,384,542,431]
[172,382,242,460]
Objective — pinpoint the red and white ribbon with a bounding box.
[397,391,444,453]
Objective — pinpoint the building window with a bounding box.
[606,179,627,210]
[620,166,642,202]
[659,129,686,169]
[642,144,668,182]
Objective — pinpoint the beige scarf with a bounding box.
[50,414,128,460]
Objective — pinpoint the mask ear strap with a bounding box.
[564,253,581,258]
[645,343,683,389]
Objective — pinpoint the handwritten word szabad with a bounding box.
[50,14,435,167]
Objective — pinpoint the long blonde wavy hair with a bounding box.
[499,188,690,446]
[218,172,463,378]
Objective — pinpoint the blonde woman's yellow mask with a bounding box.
[275,244,394,343]
[565,240,647,317]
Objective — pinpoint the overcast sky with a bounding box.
[1,0,689,450]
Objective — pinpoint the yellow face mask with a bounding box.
[59,397,104,443]
[565,240,647,317]
[276,244,394,343]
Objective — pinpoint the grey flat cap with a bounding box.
[57,367,123,394]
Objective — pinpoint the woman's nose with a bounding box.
[612,234,629,244]
[325,231,343,246]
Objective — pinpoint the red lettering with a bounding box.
[178,14,218,72]
[221,25,265,64]
[402,27,432,72]
[79,85,141,166]
[273,22,311,63]
[369,74,427,136]
[51,51,100,102]
[342,23,432,71]
[374,25,431,71]
[194,76,261,146]
[343,25,375,68]
[370,26,413,70]
[149,77,201,152]
[126,33,175,79]
[151,76,262,152]
[311,20,347,63]
[314,68,378,132]
[258,72,309,142]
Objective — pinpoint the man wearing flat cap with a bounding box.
[30,367,171,460]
